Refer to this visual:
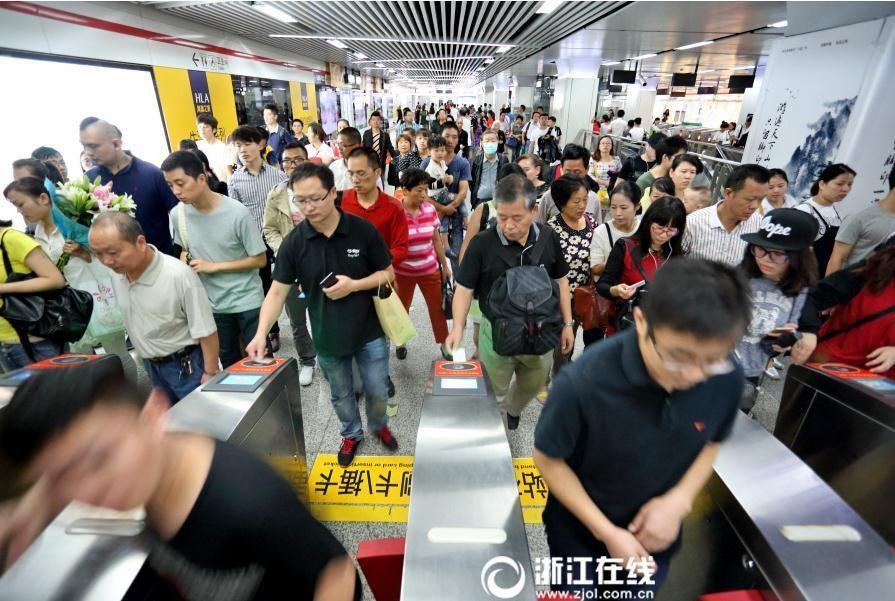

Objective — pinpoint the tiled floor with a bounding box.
[134,290,789,600]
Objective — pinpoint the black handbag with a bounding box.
[440,263,454,320]
[0,231,94,359]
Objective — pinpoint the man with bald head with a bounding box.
[81,117,179,255]
[89,212,220,402]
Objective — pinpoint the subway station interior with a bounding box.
[1,1,895,600]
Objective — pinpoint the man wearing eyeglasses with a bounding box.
[534,258,750,599]
[329,126,381,196]
[263,141,317,386]
[247,161,399,468]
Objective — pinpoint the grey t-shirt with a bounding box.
[171,196,267,314]
[735,277,807,379]
[835,204,895,265]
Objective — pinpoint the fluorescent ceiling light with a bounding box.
[352,56,494,64]
[536,0,563,14]
[675,40,714,50]
[326,39,348,49]
[375,63,386,68]
[496,45,512,54]
[353,52,367,59]
[173,40,206,49]
[630,53,657,60]
[477,67,485,71]
[601,60,621,66]
[484,58,494,64]
[768,20,788,28]
[252,3,297,23]
[271,34,512,49]
[701,69,716,73]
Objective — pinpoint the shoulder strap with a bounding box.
[624,238,650,281]
[526,224,553,266]
[0,230,15,277]
[809,204,830,229]
[177,202,189,252]
[604,223,614,247]
[819,304,895,342]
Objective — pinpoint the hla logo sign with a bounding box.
[481,556,526,598]
[759,215,791,238]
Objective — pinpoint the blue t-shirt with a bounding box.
[421,154,471,194]
[87,155,179,255]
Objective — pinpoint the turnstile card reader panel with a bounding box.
[201,357,289,393]
[431,360,488,396]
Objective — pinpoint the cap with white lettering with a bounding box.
[740,208,818,251]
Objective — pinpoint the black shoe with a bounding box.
[396,346,408,360]
[387,376,396,398]
[338,437,360,467]
[506,413,520,431]
[440,344,452,361]
[268,333,280,353]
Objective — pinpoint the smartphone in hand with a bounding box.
[320,272,339,289]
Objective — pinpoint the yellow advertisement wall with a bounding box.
[153,66,238,148]
[289,80,320,127]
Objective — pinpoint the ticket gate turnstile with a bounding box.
[0,355,307,601]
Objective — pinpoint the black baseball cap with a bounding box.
[740,208,819,251]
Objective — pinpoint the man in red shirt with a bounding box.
[341,147,409,399]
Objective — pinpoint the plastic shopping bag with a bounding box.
[74,261,126,340]
[373,280,417,346]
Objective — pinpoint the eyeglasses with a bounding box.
[651,224,679,236]
[750,245,789,264]
[293,194,329,207]
[648,329,735,376]
[282,158,306,166]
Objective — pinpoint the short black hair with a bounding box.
[550,175,589,211]
[428,135,447,149]
[400,167,430,190]
[4,176,48,201]
[292,117,304,126]
[196,112,218,130]
[283,141,308,157]
[671,153,704,174]
[288,160,334,191]
[31,146,61,161]
[440,121,460,135]
[548,116,556,122]
[617,109,625,118]
[647,132,667,148]
[641,258,751,340]
[256,126,270,142]
[655,136,688,163]
[178,139,199,150]
[339,126,362,146]
[415,127,431,139]
[12,158,48,180]
[263,103,279,116]
[498,163,525,181]
[651,176,676,197]
[0,358,139,468]
[494,174,537,210]
[231,125,263,145]
[160,150,206,179]
[634,117,642,125]
[609,180,641,206]
[890,165,895,191]
[561,143,591,167]
[347,146,381,171]
[369,111,383,122]
[725,163,771,193]
[768,168,788,183]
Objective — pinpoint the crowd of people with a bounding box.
[1,98,894,599]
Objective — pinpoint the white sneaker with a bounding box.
[299,365,315,386]
[772,357,784,370]
[764,366,781,380]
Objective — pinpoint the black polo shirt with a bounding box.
[456,223,569,321]
[534,328,741,548]
[273,211,391,357]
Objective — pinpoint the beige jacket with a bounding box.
[263,182,297,255]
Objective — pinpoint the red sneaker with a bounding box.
[338,437,360,467]
[375,426,399,451]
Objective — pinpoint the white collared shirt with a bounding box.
[684,203,762,267]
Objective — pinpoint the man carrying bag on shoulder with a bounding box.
[445,175,573,430]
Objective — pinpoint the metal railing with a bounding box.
[574,130,741,205]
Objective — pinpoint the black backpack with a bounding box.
[486,226,563,356]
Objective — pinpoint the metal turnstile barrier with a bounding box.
[0,356,307,601]
[401,360,535,601]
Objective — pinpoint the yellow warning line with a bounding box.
[307,455,546,524]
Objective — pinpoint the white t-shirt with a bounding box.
[796,199,842,240]
[450,107,459,120]
[305,142,334,162]
[424,160,449,198]
[760,194,798,215]
[528,126,549,153]
[330,158,382,191]
[589,217,641,270]
[196,138,232,183]
[628,127,645,142]
[608,118,627,137]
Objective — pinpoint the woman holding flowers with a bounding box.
[5,176,137,380]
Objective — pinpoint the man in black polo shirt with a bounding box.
[445,174,574,430]
[247,162,399,467]
[533,258,750,597]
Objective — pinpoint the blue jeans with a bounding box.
[0,339,67,372]
[214,308,263,368]
[317,336,389,440]
[143,346,204,404]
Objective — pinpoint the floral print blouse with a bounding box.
[547,213,596,292]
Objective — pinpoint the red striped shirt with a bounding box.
[395,202,440,276]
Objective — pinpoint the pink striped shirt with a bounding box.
[395,202,440,276]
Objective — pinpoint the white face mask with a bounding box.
[482,141,499,155]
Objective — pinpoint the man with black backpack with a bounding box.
[446,174,574,430]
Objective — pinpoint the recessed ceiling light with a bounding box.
[630,53,657,60]
[326,39,348,49]
[496,45,512,54]
[375,63,386,68]
[536,0,563,14]
[252,3,298,23]
[353,52,368,59]
[601,60,621,66]
[675,40,714,50]
[484,59,495,64]
[768,20,788,28]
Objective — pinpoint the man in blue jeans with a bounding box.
[247,162,398,467]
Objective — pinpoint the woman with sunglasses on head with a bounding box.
[597,196,687,336]
[735,209,819,410]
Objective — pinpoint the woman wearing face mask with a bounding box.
[796,163,856,275]
[761,168,798,214]
[597,196,686,336]
[735,209,819,410]
[517,153,549,197]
